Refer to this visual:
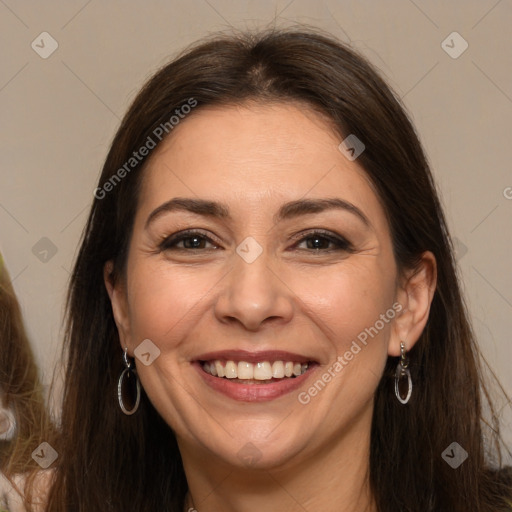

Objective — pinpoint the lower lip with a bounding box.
[193,362,317,402]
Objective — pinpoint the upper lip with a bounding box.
[194,350,315,364]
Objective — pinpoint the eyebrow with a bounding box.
[145,197,370,229]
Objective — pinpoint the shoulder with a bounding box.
[26,469,55,512]
[0,472,25,512]
[0,470,55,512]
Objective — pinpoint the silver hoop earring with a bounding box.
[118,348,141,415]
[394,341,412,404]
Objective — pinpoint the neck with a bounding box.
[181,402,376,512]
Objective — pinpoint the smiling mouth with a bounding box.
[200,359,314,384]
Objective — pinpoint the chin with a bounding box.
[192,422,313,471]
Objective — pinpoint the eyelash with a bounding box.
[290,229,353,252]
[158,229,353,253]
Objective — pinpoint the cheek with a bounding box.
[287,261,397,349]
[280,262,396,422]
[125,259,221,347]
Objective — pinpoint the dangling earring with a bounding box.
[118,348,141,415]
[394,341,412,404]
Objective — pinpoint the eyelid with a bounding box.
[158,229,222,250]
[289,228,350,243]
[288,229,354,251]
[289,228,340,240]
[158,228,353,252]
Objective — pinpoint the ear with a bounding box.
[389,251,437,357]
[104,261,133,353]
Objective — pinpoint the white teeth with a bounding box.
[254,361,272,380]
[224,361,237,379]
[215,361,225,377]
[202,359,310,380]
[272,361,285,378]
[237,361,253,379]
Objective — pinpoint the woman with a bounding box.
[0,253,54,512]
[45,29,511,511]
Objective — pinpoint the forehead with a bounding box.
[138,102,386,228]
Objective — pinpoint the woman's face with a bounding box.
[109,102,407,471]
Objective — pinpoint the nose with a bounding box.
[213,251,294,332]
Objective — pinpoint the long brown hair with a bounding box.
[0,254,54,508]
[46,28,511,511]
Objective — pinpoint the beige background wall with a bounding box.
[1,1,511,450]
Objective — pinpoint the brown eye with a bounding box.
[180,235,208,249]
[293,230,353,252]
[304,235,332,250]
[159,230,219,251]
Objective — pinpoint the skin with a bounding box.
[105,102,436,512]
